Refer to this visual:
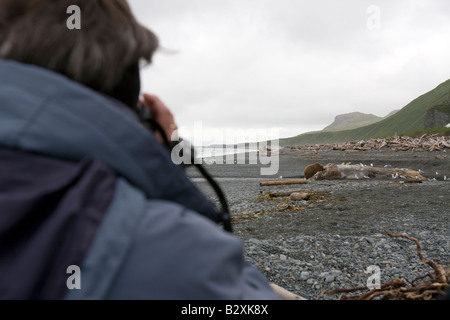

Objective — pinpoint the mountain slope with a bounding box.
[322,112,383,132]
[280,79,450,146]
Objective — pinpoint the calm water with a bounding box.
[194,146,259,159]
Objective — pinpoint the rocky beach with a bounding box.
[186,138,450,300]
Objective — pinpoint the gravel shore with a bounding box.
[187,148,450,300]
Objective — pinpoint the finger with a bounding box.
[142,94,173,119]
[140,93,178,141]
[142,94,163,112]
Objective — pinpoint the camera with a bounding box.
[134,102,155,131]
[133,101,233,233]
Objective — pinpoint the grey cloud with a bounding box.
[131,0,450,141]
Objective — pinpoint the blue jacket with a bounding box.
[0,60,279,300]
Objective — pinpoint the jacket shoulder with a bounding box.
[65,177,278,300]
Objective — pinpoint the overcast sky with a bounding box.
[129,0,450,145]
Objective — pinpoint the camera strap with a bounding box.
[133,103,233,233]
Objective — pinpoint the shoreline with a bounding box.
[189,148,450,300]
[187,147,450,181]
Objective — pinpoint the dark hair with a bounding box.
[0,0,159,93]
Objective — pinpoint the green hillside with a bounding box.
[280,79,450,146]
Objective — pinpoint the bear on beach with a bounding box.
[304,163,324,179]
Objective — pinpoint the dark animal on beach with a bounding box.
[304,163,324,179]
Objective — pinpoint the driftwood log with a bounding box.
[270,283,307,300]
[267,190,309,198]
[290,134,450,153]
[260,179,308,187]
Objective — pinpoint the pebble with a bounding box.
[300,271,310,280]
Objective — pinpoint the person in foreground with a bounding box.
[0,0,280,300]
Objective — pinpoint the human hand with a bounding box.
[139,93,179,143]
